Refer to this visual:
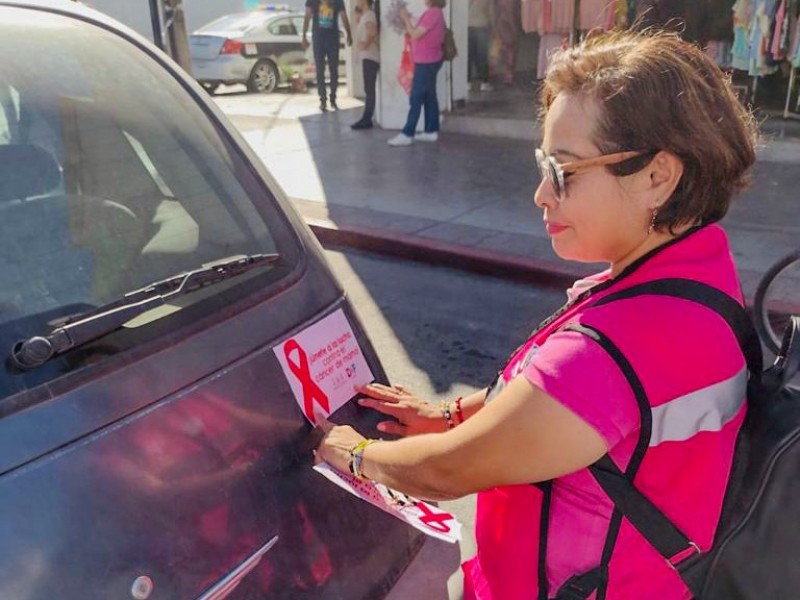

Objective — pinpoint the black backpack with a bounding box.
[557,278,800,600]
[442,27,457,61]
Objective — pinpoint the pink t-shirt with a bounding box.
[412,7,445,64]
[463,224,747,600]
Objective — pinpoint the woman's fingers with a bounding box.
[358,396,406,417]
[357,382,408,403]
[314,411,334,432]
[376,420,410,436]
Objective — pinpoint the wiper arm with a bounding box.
[10,253,280,371]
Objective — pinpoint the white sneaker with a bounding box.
[388,133,414,147]
[480,82,494,92]
[416,131,438,142]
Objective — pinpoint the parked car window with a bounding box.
[195,12,273,34]
[269,18,297,36]
[0,11,300,398]
[291,16,306,35]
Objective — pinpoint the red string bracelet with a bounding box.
[455,397,465,425]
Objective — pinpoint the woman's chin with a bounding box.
[551,240,599,264]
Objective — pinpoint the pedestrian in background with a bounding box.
[318,28,758,599]
[351,0,380,130]
[469,0,494,91]
[302,0,352,112]
[387,0,446,147]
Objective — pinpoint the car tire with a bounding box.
[247,60,279,94]
[201,82,220,95]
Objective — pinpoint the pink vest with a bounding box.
[463,225,747,599]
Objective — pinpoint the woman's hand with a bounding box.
[357,383,446,436]
[314,414,366,474]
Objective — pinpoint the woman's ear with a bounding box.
[648,151,684,209]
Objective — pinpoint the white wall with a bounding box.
[450,0,467,106]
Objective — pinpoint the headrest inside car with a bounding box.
[0,143,62,203]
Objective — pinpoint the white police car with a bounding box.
[190,7,344,94]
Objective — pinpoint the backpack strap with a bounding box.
[564,278,761,597]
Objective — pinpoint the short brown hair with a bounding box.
[540,30,758,231]
[429,0,446,8]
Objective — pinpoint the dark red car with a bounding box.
[0,1,422,598]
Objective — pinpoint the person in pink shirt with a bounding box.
[318,29,758,599]
[388,0,446,146]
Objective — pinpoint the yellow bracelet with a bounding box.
[349,439,379,480]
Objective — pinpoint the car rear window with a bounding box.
[195,12,274,34]
[0,8,301,398]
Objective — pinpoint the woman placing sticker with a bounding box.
[317,29,758,600]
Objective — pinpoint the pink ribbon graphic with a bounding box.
[415,502,454,534]
[284,339,330,424]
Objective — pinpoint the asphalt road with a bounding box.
[324,246,568,600]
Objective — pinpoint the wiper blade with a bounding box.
[10,253,280,370]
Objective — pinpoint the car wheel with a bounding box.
[247,60,279,93]
[201,82,220,95]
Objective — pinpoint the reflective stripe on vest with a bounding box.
[650,367,747,447]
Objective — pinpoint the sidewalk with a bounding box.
[214,89,800,306]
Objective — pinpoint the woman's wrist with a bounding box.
[349,438,380,480]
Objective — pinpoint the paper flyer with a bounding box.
[274,309,375,425]
[313,462,462,544]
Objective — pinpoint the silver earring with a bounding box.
[648,209,658,236]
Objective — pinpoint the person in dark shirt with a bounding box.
[302,0,352,112]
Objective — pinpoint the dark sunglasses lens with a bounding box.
[547,159,563,198]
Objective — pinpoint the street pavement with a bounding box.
[213,88,800,308]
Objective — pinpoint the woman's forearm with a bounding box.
[360,432,466,501]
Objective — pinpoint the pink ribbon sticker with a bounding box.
[284,338,330,424]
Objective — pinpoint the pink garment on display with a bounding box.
[579,0,615,30]
[462,224,745,600]
[547,0,574,33]
[521,0,543,34]
[771,0,788,60]
[411,7,445,63]
[537,32,566,79]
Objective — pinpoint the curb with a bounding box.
[305,217,584,290]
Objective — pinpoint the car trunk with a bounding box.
[190,34,230,60]
[0,266,424,599]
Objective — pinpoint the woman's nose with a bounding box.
[534,178,558,210]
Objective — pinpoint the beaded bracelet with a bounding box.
[441,402,455,430]
[454,396,465,425]
[349,439,379,480]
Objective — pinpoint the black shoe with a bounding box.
[330,97,338,110]
[320,99,328,112]
[350,120,373,130]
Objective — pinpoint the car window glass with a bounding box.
[269,18,297,36]
[0,9,301,398]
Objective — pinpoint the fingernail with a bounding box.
[377,423,386,432]
[358,398,366,405]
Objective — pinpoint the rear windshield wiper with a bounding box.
[10,253,281,371]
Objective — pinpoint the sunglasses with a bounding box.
[535,148,649,202]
